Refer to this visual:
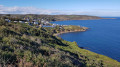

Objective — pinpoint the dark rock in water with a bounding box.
[79,47,84,49]
[79,47,89,49]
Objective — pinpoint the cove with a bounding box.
[51,17,120,62]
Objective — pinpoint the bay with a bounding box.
[51,17,120,62]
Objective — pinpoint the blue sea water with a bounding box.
[51,17,120,62]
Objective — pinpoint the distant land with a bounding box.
[0,14,113,21]
[44,15,104,21]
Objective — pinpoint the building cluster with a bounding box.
[4,18,69,29]
[4,18,52,27]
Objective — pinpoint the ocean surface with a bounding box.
[51,17,120,62]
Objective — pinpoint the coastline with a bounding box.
[54,27,88,36]
[1,15,120,66]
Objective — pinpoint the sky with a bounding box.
[0,0,120,17]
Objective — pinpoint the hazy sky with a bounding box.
[0,0,120,16]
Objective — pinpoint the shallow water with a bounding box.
[51,17,120,62]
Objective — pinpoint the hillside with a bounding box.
[0,14,103,21]
[51,15,103,21]
[0,19,120,67]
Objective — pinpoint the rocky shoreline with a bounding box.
[54,27,88,36]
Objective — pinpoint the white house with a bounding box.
[41,20,45,23]
[25,22,29,23]
[5,19,11,22]
[34,22,38,25]
[5,19,9,21]
[14,21,17,22]
[33,20,37,22]
[46,21,49,23]
[19,21,25,23]
[19,21,22,23]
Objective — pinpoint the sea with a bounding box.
[51,17,120,62]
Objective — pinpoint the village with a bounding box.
[4,18,69,29]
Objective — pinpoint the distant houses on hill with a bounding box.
[4,18,69,29]
[4,18,55,28]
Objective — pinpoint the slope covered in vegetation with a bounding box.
[0,14,103,21]
[0,19,120,67]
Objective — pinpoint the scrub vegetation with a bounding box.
[0,18,120,67]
